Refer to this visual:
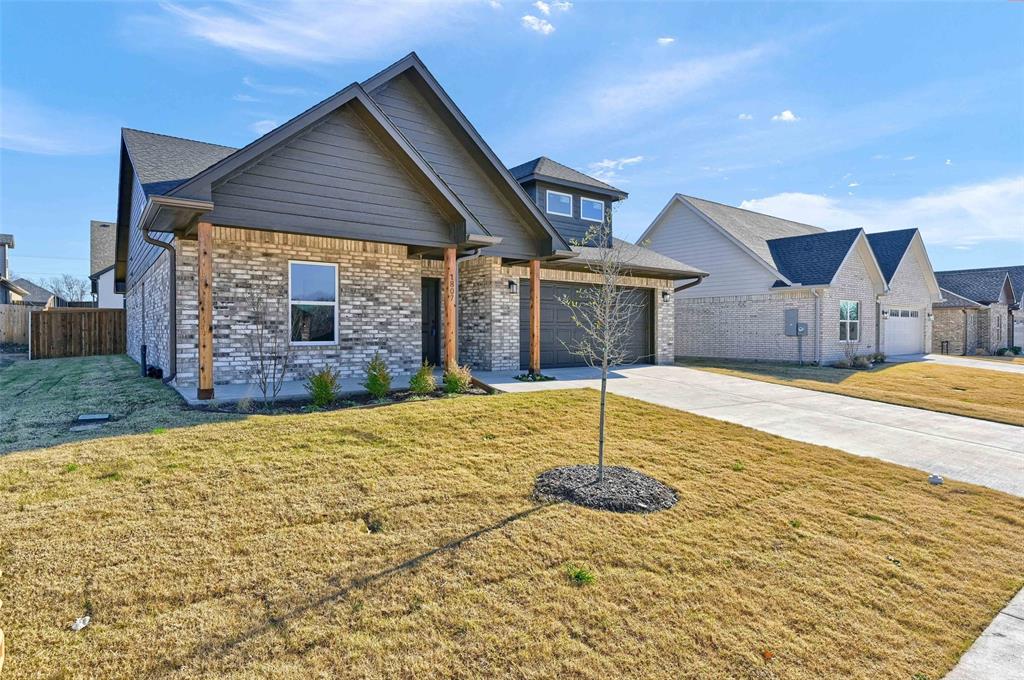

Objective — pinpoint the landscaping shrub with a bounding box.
[409,361,437,395]
[443,364,473,394]
[364,353,392,399]
[996,347,1009,356]
[305,366,342,408]
[872,352,886,363]
[833,359,851,369]
[1011,346,1022,355]
[852,356,872,369]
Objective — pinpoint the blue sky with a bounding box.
[2,1,1022,284]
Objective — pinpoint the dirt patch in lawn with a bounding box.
[534,465,678,513]
[2,377,1023,678]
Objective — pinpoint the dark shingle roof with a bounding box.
[1,277,30,297]
[935,288,983,308]
[122,129,237,197]
[765,228,862,286]
[11,278,58,305]
[677,195,824,267]
[508,156,625,197]
[575,238,706,278]
[866,228,917,283]
[935,265,1023,306]
[934,268,1014,305]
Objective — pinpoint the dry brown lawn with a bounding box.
[2,357,1023,679]
[678,358,1024,426]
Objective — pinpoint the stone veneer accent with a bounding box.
[676,244,880,365]
[932,307,977,355]
[125,249,171,374]
[175,227,421,388]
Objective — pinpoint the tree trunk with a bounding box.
[598,356,608,483]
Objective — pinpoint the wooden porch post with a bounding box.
[197,221,214,400]
[529,259,541,375]
[443,246,457,371]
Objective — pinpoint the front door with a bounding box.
[421,278,440,365]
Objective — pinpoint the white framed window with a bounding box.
[580,197,605,222]
[288,261,338,345]
[546,190,573,217]
[839,300,860,342]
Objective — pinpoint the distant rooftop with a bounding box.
[508,156,626,198]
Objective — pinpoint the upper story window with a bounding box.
[289,261,338,345]
[546,190,573,217]
[580,197,605,222]
[839,300,860,342]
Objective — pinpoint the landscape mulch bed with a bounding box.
[191,386,490,415]
[534,464,678,513]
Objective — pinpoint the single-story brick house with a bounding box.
[114,53,704,399]
[932,267,1019,355]
[639,195,942,364]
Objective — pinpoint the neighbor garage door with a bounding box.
[885,308,924,355]
[519,280,652,369]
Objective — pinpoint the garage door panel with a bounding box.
[885,308,924,355]
[519,280,652,369]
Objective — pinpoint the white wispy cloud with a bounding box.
[945,159,954,166]
[533,1,550,15]
[241,76,309,97]
[771,109,800,122]
[552,1,572,10]
[738,113,753,120]
[739,176,1024,247]
[488,0,502,7]
[0,89,114,155]
[521,14,554,34]
[656,36,675,46]
[587,155,645,182]
[249,119,279,135]
[233,93,261,103]
[158,0,469,62]
[848,181,860,187]
[901,155,916,161]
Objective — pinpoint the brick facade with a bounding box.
[877,245,935,354]
[125,249,171,374]
[932,304,1010,355]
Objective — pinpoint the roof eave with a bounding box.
[522,173,628,200]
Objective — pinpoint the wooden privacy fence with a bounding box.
[0,304,30,346]
[30,308,126,359]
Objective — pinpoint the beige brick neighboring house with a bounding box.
[640,195,942,364]
[89,219,124,309]
[114,54,702,399]
[932,267,1018,355]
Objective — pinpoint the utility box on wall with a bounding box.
[784,308,799,336]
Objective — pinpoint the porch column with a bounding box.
[197,221,214,400]
[443,246,457,371]
[529,259,541,375]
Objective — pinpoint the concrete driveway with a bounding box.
[889,353,1024,375]
[476,364,1024,497]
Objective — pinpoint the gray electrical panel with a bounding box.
[784,308,799,336]
[796,322,807,336]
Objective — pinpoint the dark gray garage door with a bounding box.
[519,281,653,369]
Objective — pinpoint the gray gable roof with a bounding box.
[677,195,824,268]
[935,268,1014,305]
[122,128,237,196]
[509,157,626,198]
[935,287,983,309]
[11,278,58,305]
[566,238,705,279]
[866,228,918,284]
[766,228,862,286]
[936,265,1023,306]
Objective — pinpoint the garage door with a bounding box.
[885,308,924,355]
[519,281,652,369]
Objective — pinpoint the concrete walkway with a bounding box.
[476,364,1024,497]
[944,587,1024,679]
[889,353,1024,375]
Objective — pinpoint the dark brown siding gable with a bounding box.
[369,74,542,258]
[204,105,454,247]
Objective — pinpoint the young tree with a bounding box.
[559,214,648,483]
[245,288,292,405]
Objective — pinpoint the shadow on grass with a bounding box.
[677,357,907,386]
[157,501,559,673]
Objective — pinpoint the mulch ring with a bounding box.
[534,465,678,514]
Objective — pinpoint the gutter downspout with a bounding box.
[673,276,706,293]
[812,289,822,365]
[141,226,177,384]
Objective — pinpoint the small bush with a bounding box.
[1011,346,1022,355]
[566,564,595,586]
[443,364,473,394]
[409,361,437,395]
[364,353,392,399]
[833,359,851,369]
[852,356,872,369]
[996,347,1011,356]
[305,366,342,408]
[236,397,253,413]
[871,352,886,363]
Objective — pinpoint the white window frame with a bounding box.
[839,299,860,343]
[545,189,574,217]
[288,260,338,346]
[580,197,605,223]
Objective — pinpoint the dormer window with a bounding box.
[581,197,604,222]
[546,190,573,217]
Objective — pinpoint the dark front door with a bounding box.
[518,281,653,369]
[421,278,440,365]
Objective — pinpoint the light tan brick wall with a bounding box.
[978,304,1009,354]
[932,307,977,355]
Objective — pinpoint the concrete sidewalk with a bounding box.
[476,364,1024,497]
[944,587,1024,679]
[889,353,1024,375]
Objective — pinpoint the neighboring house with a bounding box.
[89,219,124,308]
[0,234,26,304]
[10,279,64,308]
[114,53,704,399]
[932,267,1019,355]
[640,195,942,365]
